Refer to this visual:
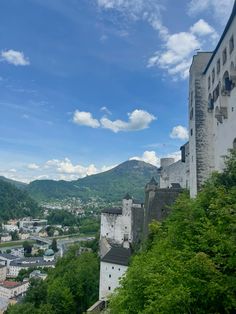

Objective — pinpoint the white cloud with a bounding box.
[97,0,167,39]
[190,19,218,42]
[188,0,234,24]
[170,125,189,140]
[97,0,219,80]
[130,150,160,167]
[148,17,219,80]
[100,109,156,133]
[9,168,17,173]
[100,106,112,115]
[44,158,116,178]
[73,110,100,128]
[1,50,30,66]
[27,163,40,170]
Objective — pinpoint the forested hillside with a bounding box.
[0,179,41,220]
[109,150,236,314]
[27,160,159,202]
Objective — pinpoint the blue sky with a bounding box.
[0,0,234,182]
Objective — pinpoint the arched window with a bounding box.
[208,93,214,110]
[222,71,232,94]
[230,61,236,85]
[233,138,236,150]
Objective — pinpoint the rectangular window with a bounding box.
[229,35,234,53]
[222,48,227,65]
[217,58,220,74]
[190,129,193,136]
[208,76,211,89]
[109,274,111,278]
[212,68,215,84]
[108,286,111,291]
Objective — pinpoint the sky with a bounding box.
[0,0,234,182]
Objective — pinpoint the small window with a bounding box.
[208,76,211,89]
[190,129,193,136]
[233,138,236,149]
[212,68,215,84]
[118,268,120,271]
[112,266,114,269]
[229,35,234,53]
[217,58,220,74]
[190,91,193,106]
[106,233,108,236]
[109,274,111,278]
[108,286,111,291]
[223,48,227,65]
[190,108,193,120]
[125,226,127,229]
[213,84,220,101]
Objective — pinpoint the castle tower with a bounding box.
[144,177,158,236]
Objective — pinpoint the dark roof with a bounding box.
[149,177,158,185]
[101,208,122,215]
[203,1,236,74]
[101,247,131,266]
[0,254,19,260]
[10,257,55,268]
[171,183,182,188]
[123,193,132,200]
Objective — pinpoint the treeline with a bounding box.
[7,245,99,314]
[109,150,236,313]
[0,179,41,221]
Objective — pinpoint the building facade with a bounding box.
[189,3,236,197]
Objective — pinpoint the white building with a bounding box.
[99,194,143,300]
[2,225,19,233]
[189,3,236,197]
[159,142,190,189]
[8,256,55,278]
[0,267,6,282]
[99,247,130,300]
[0,281,29,299]
[0,234,12,242]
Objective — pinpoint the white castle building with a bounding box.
[188,2,236,197]
[159,3,236,197]
[99,194,143,300]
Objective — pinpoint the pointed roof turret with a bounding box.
[123,193,132,200]
[149,177,157,185]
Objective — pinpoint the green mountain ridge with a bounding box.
[0,179,41,221]
[27,160,159,202]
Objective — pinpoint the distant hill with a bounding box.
[27,160,159,202]
[0,176,27,190]
[0,179,41,221]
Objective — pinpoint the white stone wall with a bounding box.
[99,261,127,300]
[0,267,6,281]
[189,12,236,197]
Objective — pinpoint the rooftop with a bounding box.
[0,281,27,289]
[101,246,131,266]
[10,257,55,268]
[101,208,122,215]
[0,254,19,260]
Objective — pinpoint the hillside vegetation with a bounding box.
[7,245,99,314]
[27,160,159,202]
[109,150,236,314]
[0,179,41,221]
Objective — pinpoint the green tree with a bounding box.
[23,241,33,254]
[50,238,58,252]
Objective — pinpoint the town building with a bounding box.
[0,234,12,242]
[2,224,19,233]
[0,281,29,299]
[0,266,6,282]
[19,218,47,233]
[29,270,47,280]
[189,2,236,197]
[8,256,55,278]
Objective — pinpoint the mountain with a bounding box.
[27,160,159,202]
[0,176,27,190]
[0,179,41,221]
